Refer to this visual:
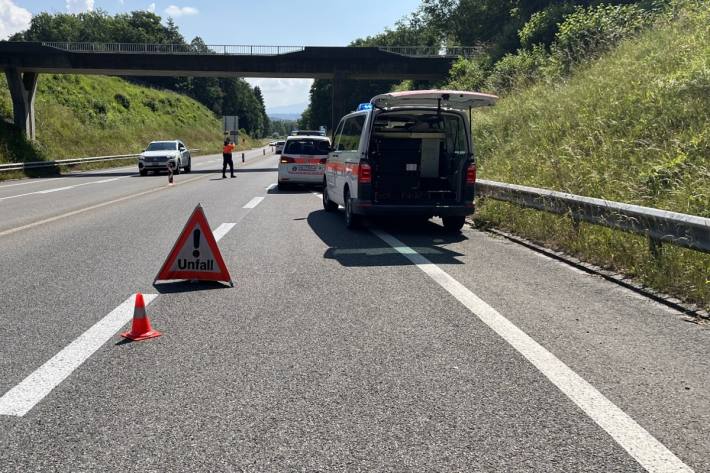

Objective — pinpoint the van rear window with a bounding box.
[284,139,330,155]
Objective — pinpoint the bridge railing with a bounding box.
[41,42,306,56]
[39,42,479,58]
[476,179,710,254]
[378,46,481,58]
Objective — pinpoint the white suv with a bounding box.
[138,140,192,176]
[322,90,497,231]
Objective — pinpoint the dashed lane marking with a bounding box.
[243,197,264,209]
[0,294,158,417]
[372,228,694,473]
[213,223,236,242]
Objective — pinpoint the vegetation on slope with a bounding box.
[468,2,709,308]
[0,74,262,166]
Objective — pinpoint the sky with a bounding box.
[0,0,423,113]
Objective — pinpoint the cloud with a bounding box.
[147,3,155,12]
[0,0,32,40]
[245,78,314,110]
[164,5,199,17]
[65,0,94,13]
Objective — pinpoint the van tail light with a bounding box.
[280,156,295,164]
[358,163,372,184]
[466,163,477,185]
[319,157,327,164]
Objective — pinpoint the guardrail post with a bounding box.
[242,153,245,163]
[649,237,663,259]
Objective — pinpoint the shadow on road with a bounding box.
[307,209,467,267]
[153,280,232,294]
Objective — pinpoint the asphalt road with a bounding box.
[0,147,707,472]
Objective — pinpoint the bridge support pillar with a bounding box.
[331,72,346,134]
[5,69,39,141]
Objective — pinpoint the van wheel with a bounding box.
[184,158,191,173]
[344,189,361,229]
[442,216,465,233]
[323,182,338,212]
[139,169,147,176]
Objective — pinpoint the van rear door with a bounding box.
[371,90,497,110]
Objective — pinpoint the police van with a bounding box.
[322,90,497,231]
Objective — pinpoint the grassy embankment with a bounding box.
[469,4,709,309]
[0,74,264,178]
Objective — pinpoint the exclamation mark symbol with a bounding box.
[192,229,201,258]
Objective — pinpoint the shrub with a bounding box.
[447,55,491,92]
[486,45,551,94]
[519,2,576,50]
[114,93,130,109]
[142,98,158,112]
[553,4,653,71]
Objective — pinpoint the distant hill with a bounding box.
[269,113,302,121]
[267,101,308,116]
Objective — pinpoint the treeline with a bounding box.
[10,10,271,138]
[300,0,667,130]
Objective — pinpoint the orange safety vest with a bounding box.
[223,143,235,154]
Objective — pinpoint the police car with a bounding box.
[277,135,331,190]
[322,90,497,231]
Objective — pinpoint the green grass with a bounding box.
[0,74,264,176]
[469,3,710,309]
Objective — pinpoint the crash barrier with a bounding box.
[476,179,710,255]
[0,150,201,173]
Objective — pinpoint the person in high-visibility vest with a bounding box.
[222,138,236,178]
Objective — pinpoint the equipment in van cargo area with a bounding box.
[369,112,467,205]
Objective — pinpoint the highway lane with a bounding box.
[0,146,272,234]
[0,153,707,471]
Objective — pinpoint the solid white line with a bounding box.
[0,174,204,238]
[371,229,693,473]
[0,294,158,417]
[266,183,277,191]
[213,223,236,242]
[0,177,67,189]
[0,176,129,201]
[36,185,75,194]
[243,196,264,209]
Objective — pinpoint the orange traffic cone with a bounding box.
[121,292,161,341]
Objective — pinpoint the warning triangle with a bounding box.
[154,204,232,285]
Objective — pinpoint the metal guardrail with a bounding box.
[0,149,201,173]
[39,42,479,58]
[0,154,139,172]
[476,179,710,254]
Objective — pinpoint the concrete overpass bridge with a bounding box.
[0,42,473,139]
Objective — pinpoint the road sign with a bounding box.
[223,115,239,141]
[154,204,232,285]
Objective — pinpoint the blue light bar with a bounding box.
[357,103,373,111]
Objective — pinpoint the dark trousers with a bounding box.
[222,153,234,177]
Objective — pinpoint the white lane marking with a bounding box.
[0,176,130,201]
[0,174,204,238]
[371,228,693,473]
[243,196,264,209]
[0,294,158,417]
[36,185,75,194]
[213,223,236,242]
[0,177,67,189]
[266,183,277,191]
